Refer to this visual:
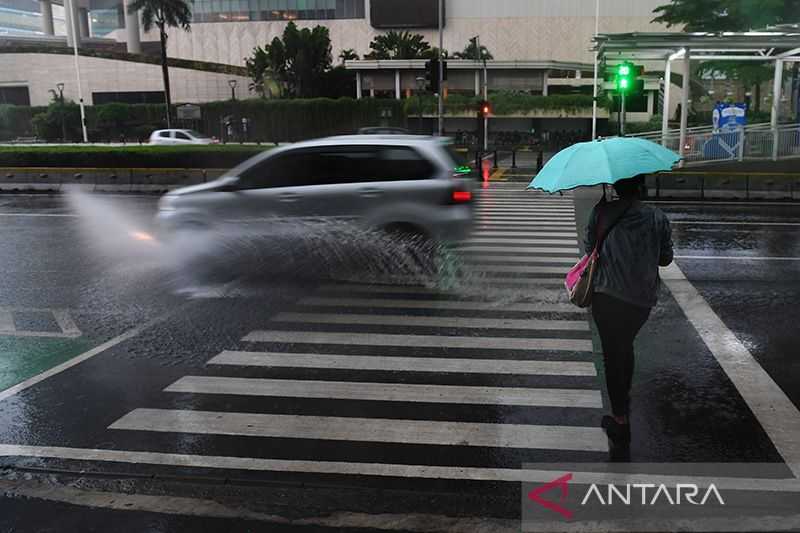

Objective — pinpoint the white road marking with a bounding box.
[4,444,800,491]
[461,238,578,246]
[51,309,81,336]
[0,306,184,402]
[476,221,576,228]
[243,330,593,352]
[675,255,800,261]
[166,376,603,408]
[109,409,608,452]
[465,265,566,274]
[477,213,576,219]
[272,312,588,330]
[0,213,78,217]
[298,297,579,314]
[459,255,577,265]
[670,221,800,227]
[662,263,800,478]
[476,217,576,223]
[208,351,597,376]
[456,246,579,254]
[472,231,577,238]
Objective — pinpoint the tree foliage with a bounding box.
[652,0,800,112]
[365,31,432,59]
[453,39,493,60]
[246,22,333,98]
[338,48,359,63]
[652,0,800,31]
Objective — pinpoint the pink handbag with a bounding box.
[565,199,632,308]
[565,248,599,308]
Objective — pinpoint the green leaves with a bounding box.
[366,31,432,60]
[127,0,193,32]
[247,21,333,98]
[652,0,800,31]
[405,93,602,116]
[452,39,494,61]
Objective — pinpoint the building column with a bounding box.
[474,70,480,96]
[123,0,141,53]
[542,70,549,96]
[64,0,80,47]
[78,7,90,38]
[40,0,55,35]
[661,59,672,145]
[678,50,691,163]
[355,71,362,100]
[771,59,784,160]
[647,90,655,117]
[395,70,401,100]
[117,4,125,30]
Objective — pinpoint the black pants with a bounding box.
[591,292,651,417]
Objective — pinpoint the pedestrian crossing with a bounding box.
[106,182,607,484]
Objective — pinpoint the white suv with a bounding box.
[149,129,216,145]
[157,135,473,243]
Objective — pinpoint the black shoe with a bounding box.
[601,415,631,445]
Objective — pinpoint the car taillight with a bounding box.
[452,190,472,203]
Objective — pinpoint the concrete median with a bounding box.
[0,167,228,193]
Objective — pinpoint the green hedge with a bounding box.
[406,92,605,115]
[0,145,268,168]
[0,105,48,140]
[201,97,407,142]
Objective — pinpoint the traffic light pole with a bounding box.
[620,91,626,136]
[437,0,444,136]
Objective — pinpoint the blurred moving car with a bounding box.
[149,129,217,145]
[157,135,473,243]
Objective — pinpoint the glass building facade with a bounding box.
[0,0,64,35]
[193,0,365,23]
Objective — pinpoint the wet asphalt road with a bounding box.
[0,187,799,531]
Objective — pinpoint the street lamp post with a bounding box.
[228,79,238,143]
[56,82,66,142]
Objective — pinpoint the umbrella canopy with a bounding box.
[528,137,680,193]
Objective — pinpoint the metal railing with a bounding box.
[626,122,800,165]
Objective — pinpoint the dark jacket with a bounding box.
[584,198,673,308]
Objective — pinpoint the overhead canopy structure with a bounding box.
[591,29,800,161]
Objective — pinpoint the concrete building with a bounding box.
[0,0,678,132]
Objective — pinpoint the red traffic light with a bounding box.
[478,100,491,117]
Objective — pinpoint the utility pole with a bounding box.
[437,0,443,136]
[66,0,88,142]
[57,82,66,143]
[476,36,488,151]
[591,0,600,139]
[620,91,626,136]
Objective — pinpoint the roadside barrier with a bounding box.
[0,167,228,193]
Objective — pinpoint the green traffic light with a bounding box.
[619,78,630,89]
[618,64,631,76]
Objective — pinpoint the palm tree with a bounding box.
[365,31,431,60]
[453,38,493,60]
[128,0,193,128]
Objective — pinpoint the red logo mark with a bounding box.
[528,473,573,520]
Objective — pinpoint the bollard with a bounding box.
[536,151,544,172]
[493,150,498,170]
[475,151,481,170]
[655,175,661,199]
[700,176,705,201]
[202,169,207,183]
[512,150,517,169]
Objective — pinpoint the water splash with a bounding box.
[64,189,570,307]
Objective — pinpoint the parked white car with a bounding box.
[149,129,217,145]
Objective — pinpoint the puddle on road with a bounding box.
[65,189,565,307]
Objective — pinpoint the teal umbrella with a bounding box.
[528,137,680,193]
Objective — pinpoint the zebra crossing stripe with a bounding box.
[242,330,593,352]
[271,312,589,331]
[476,222,576,228]
[464,265,566,274]
[297,297,580,314]
[472,231,577,238]
[165,376,603,408]
[455,246,579,254]
[461,238,578,246]
[207,351,598,376]
[109,409,608,452]
[460,255,577,265]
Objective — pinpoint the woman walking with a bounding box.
[584,175,673,446]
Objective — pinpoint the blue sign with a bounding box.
[712,103,747,131]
